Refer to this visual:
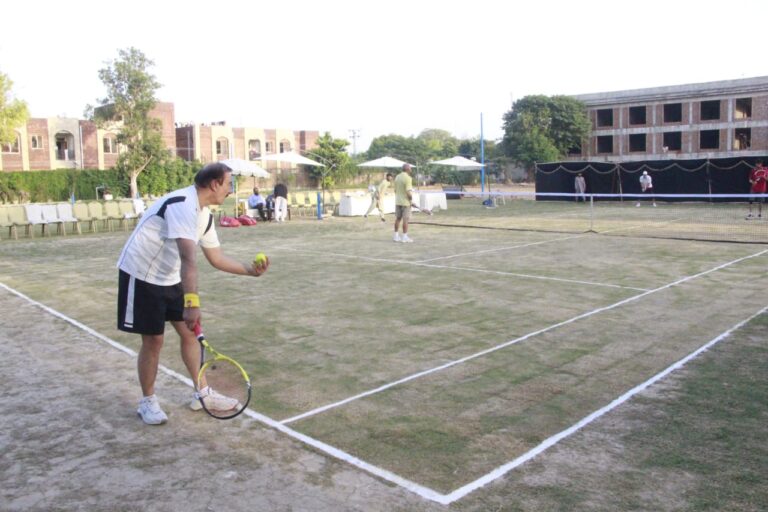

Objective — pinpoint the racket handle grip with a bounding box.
[193,323,203,337]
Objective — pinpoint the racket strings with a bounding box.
[198,358,250,419]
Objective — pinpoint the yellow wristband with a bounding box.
[183,293,200,308]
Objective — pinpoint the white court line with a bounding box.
[3,263,767,506]
[415,234,585,263]
[0,282,447,504]
[280,248,768,425]
[441,304,768,504]
[277,246,646,291]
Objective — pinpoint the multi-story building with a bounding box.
[570,76,768,162]
[0,101,319,173]
[175,122,319,172]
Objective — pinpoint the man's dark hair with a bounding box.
[386,173,394,179]
[195,162,231,188]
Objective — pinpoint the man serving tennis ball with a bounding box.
[117,163,270,425]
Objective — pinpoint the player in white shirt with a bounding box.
[117,163,269,425]
[637,171,656,207]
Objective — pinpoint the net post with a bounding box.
[588,194,596,233]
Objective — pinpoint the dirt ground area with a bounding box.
[0,288,444,512]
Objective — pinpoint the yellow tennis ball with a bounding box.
[254,252,267,266]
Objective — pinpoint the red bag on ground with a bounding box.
[219,215,241,227]
[237,215,258,226]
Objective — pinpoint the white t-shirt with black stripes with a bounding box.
[117,185,220,285]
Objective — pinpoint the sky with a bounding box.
[2,0,766,154]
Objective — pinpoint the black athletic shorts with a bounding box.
[117,270,184,335]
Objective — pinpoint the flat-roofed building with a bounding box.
[570,76,768,161]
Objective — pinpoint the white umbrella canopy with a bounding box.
[260,151,323,167]
[219,158,269,215]
[429,156,484,170]
[357,156,414,168]
[219,158,270,178]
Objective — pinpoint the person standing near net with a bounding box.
[117,162,269,425]
[637,170,656,207]
[393,164,414,242]
[365,172,393,222]
[574,173,587,202]
[746,160,767,219]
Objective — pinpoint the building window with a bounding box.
[629,106,646,125]
[1,134,20,153]
[265,141,274,153]
[597,135,613,153]
[663,131,682,151]
[248,139,261,160]
[663,103,682,123]
[735,128,751,150]
[629,134,646,152]
[103,135,118,154]
[735,98,752,119]
[596,109,613,127]
[279,140,292,153]
[216,137,229,157]
[30,134,43,149]
[699,129,719,150]
[700,100,720,121]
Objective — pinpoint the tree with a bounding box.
[0,71,29,146]
[502,95,590,177]
[304,132,351,189]
[417,128,458,158]
[87,47,167,198]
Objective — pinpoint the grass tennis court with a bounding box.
[1,199,766,507]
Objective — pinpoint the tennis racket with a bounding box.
[194,323,251,420]
[411,203,433,215]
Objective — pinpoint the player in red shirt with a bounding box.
[747,161,767,219]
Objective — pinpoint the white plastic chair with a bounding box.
[23,204,49,237]
[41,204,66,235]
[56,203,82,235]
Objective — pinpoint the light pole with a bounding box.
[348,129,361,156]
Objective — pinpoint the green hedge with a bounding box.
[0,159,200,203]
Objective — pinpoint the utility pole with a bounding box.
[349,128,361,156]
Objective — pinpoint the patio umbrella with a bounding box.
[220,158,270,178]
[219,158,269,215]
[429,156,484,170]
[260,151,323,167]
[357,156,414,168]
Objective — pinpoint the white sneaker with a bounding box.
[137,395,168,425]
[393,233,401,242]
[401,234,413,243]
[635,203,640,207]
[192,387,240,412]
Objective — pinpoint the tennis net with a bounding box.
[412,191,768,244]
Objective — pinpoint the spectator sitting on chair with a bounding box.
[247,187,267,221]
[264,193,275,221]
